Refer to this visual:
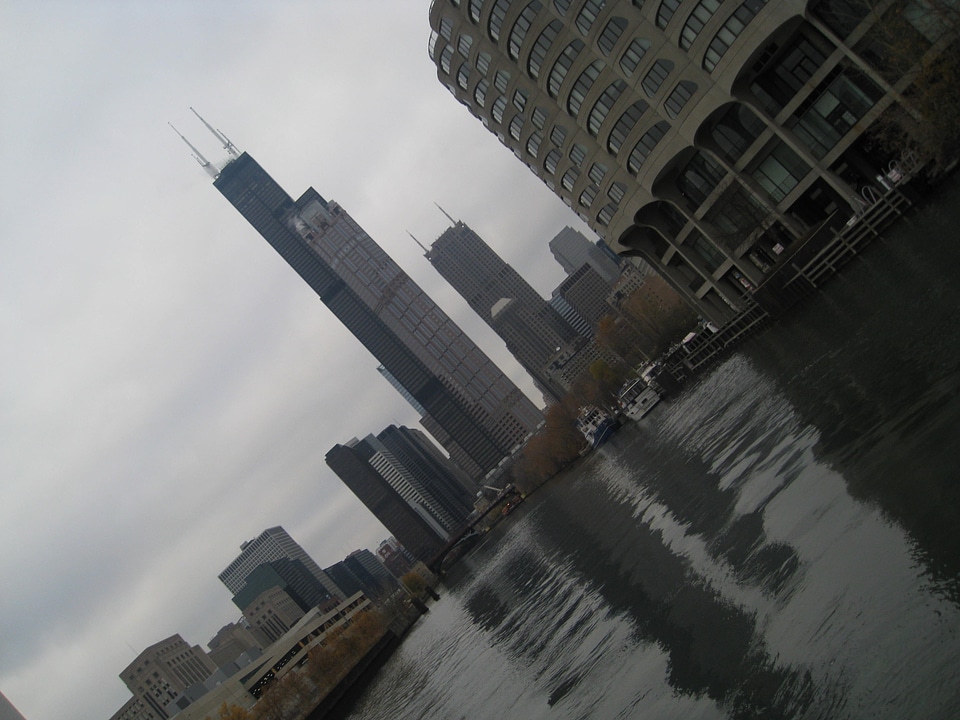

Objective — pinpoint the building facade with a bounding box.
[218,526,341,601]
[213,154,542,478]
[117,634,218,720]
[429,0,927,324]
[426,221,581,402]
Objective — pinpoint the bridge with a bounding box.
[427,485,522,574]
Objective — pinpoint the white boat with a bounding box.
[617,378,660,420]
[576,406,617,448]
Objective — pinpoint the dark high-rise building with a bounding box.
[326,439,448,563]
[378,424,476,520]
[231,558,337,616]
[426,221,580,402]
[210,151,542,479]
[326,549,399,601]
[556,263,617,328]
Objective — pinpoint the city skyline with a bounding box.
[0,3,596,719]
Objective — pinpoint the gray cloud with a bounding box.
[0,2,596,718]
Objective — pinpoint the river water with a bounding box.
[345,180,960,720]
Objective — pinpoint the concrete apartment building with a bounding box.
[429,0,933,325]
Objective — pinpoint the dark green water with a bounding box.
[345,179,960,719]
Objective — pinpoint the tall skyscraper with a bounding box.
[218,526,341,601]
[426,221,580,402]
[326,439,448,563]
[208,151,542,478]
[429,1,915,324]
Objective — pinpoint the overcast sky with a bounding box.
[0,1,603,718]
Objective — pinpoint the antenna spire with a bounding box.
[407,230,430,254]
[434,202,457,225]
[190,107,239,158]
[169,123,219,179]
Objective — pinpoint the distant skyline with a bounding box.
[0,2,595,718]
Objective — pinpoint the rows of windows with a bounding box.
[680,0,722,51]
[567,60,605,117]
[588,80,626,136]
[608,100,649,155]
[703,0,769,72]
[642,59,674,97]
[598,16,627,55]
[548,40,584,97]
[529,20,562,78]
[488,0,511,41]
[576,0,607,35]
[657,0,682,29]
[509,1,542,59]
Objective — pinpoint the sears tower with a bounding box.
[182,121,541,479]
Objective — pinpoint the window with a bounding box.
[567,60,605,117]
[440,46,455,74]
[642,59,673,97]
[550,124,567,146]
[588,162,608,183]
[492,95,508,122]
[752,141,810,201]
[458,34,474,56]
[576,0,607,35]
[608,181,627,203]
[509,114,524,140]
[475,78,490,106]
[711,103,766,162]
[513,88,528,111]
[526,131,544,157]
[597,17,627,55]
[548,40,584,97]
[579,184,599,207]
[569,143,587,166]
[791,68,882,159]
[677,151,727,207]
[598,203,618,226]
[619,38,651,76]
[532,106,548,129]
[608,100,648,155]
[528,20,562,78]
[704,1,769,72]
[627,121,669,174]
[664,81,697,118]
[680,0,722,51]
[587,80,626,136]
[561,167,580,190]
[457,63,472,90]
[488,0,512,40]
[476,52,492,75]
[495,69,511,92]
[544,148,562,173]
[509,2,542,60]
[469,0,486,23]
[689,232,725,272]
[657,0,682,28]
[440,17,455,40]
[554,0,571,15]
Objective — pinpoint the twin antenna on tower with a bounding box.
[169,108,240,179]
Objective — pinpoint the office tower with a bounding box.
[556,263,617,328]
[378,424,476,514]
[208,151,542,479]
[232,558,338,616]
[119,635,217,719]
[326,439,448,563]
[207,623,261,669]
[326,550,399,601]
[427,221,580,402]
[549,226,621,283]
[218,526,341,601]
[429,1,918,324]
